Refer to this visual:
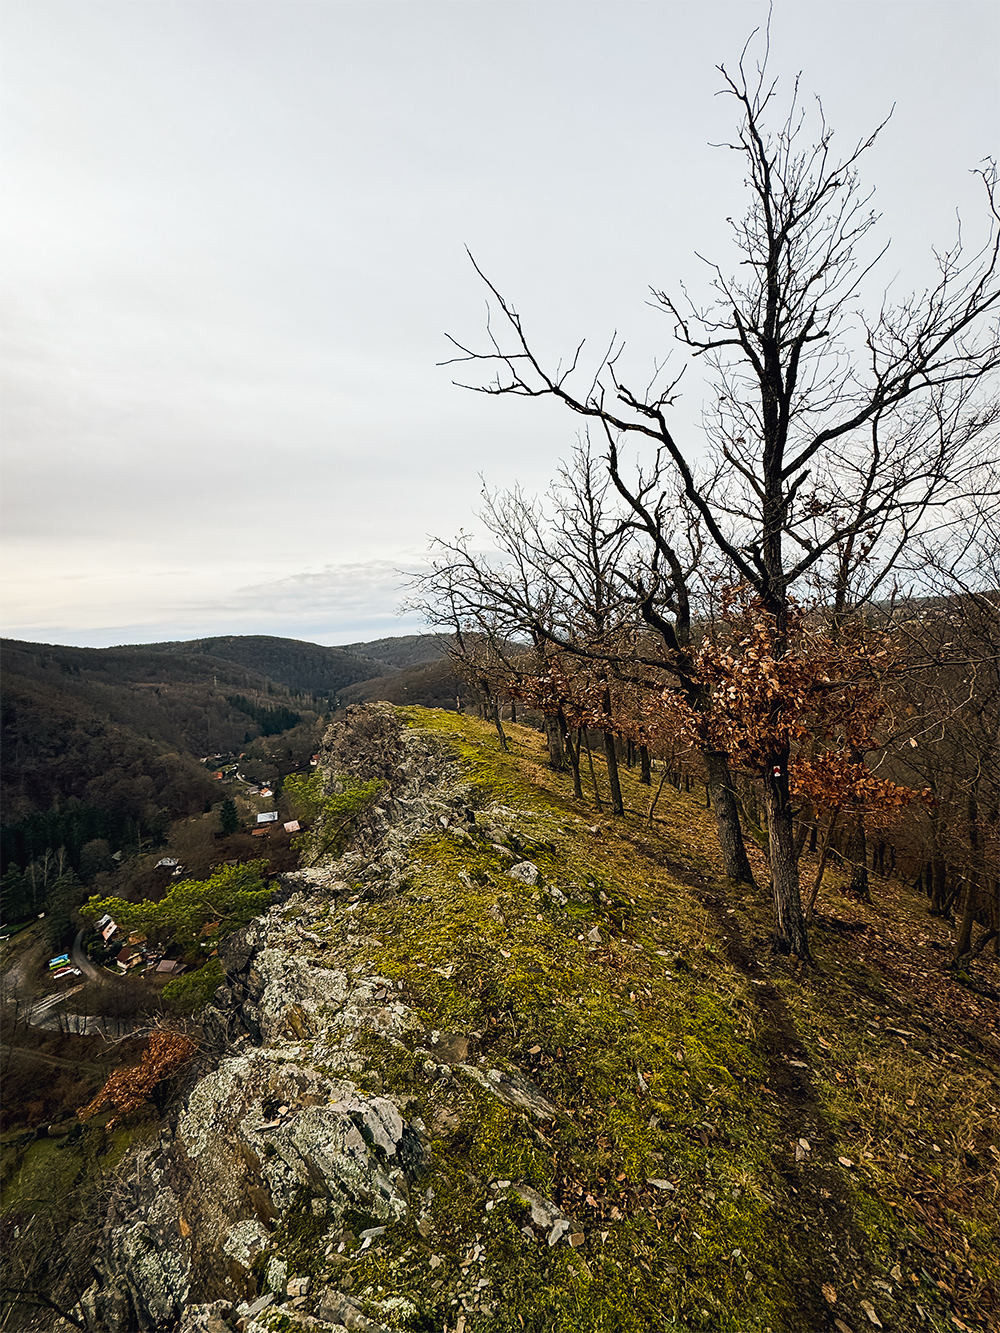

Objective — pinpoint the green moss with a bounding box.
[163,956,224,1011]
[286,770,384,864]
[1,1115,157,1219]
[267,1187,329,1278]
[0,1137,83,1215]
[234,707,994,1332]
[849,1186,896,1251]
[309,712,810,1330]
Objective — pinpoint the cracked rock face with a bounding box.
[76,705,562,1333]
[79,706,454,1332]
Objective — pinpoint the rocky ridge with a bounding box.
[43,703,998,1333]
[77,705,563,1333]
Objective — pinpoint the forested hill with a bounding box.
[337,632,453,669]
[0,639,322,827]
[132,633,450,697]
[0,634,456,834]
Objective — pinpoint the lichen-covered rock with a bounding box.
[48,702,993,1333]
[69,708,565,1332]
[70,710,455,1330]
[454,1064,559,1120]
[176,1302,237,1333]
[507,860,541,886]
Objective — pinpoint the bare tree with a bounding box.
[443,33,1000,958]
[411,443,760,880]
[409,442,638,814]
[888,480,1000,965]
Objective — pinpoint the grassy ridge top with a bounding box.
[329,707,997,1333]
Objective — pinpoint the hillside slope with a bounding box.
[336,655,462,711]
[3,706,996,1332]
[337,633,453,670]
[0,639,320,826]
[136,634,396,697]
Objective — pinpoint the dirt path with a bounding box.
[0,1043,110,1076]
[3,929,135,1036]
[626,831,903,1322]
[71,929,106,982]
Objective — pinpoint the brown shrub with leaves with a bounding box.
[77,1030,196,1128]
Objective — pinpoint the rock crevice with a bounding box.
[80,706,475,1332]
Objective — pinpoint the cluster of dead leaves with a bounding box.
[494,590,921,826]
[792,753,919,814]
[77,1030,196,1128]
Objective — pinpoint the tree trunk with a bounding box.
[646,767,670,825]
[603,729,625,817]
[930,851,948,914]
[485,692,508,751]
[845,811,871,903]
[704,751,756,886]
[805,808,840,919]
[543,714,566,771]
[639,745,652,786]
[737,775,760,837]
[567,724,583,800]
[964,925,999,964]
[601,686,625,816]
[793,807,810,862]
[582,730,604,811]
[762,755,810,959]
[953,878,980,961]
[954,783,983,962]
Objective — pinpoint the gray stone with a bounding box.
[223,1218,270,1269]
[456,1063,559,1120]
[316,1288,391,1332]
[513,1183,571,1229]
[73,709,567,1329]
[177,1301,236,1332]
[423,1031,471,1064]
[508,861,541,886]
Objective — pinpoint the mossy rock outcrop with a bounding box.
[21,704,994,1333]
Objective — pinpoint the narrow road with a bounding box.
[3,931,136,1037]
[71,929,106,982]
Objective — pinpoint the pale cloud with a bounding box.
[2,0,997,647]
[1,553,427,648]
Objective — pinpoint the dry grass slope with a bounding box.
[331,707,996,1333]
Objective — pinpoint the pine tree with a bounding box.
[219,798,240,837]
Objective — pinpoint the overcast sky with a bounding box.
[2,0,997,649]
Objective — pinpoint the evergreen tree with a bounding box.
[0,865,31,923]
[84,860,271,949]
[44,870,83,950]
[219,798,240,837]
